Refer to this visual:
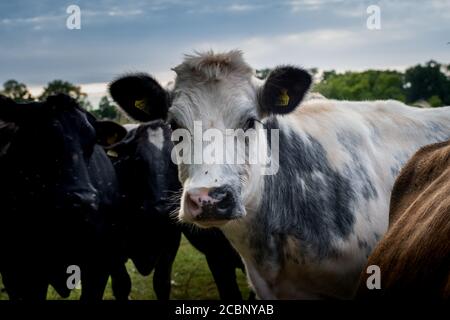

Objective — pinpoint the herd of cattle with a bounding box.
[0,50,449,300]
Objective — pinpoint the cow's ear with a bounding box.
[109,73,169,122]
[95,120,128,148]
[0,95,17,122]
[0,121,18,156]
[258,66,312,117]
[0,96,18,156]
[1,95,47,122]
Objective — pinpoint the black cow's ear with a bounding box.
[0,95,18,156]
[1,94,47,122]
[0,95,17,122]
[0,121,18,156]
[109,73,169,122]
[95,120,128,148]
[258,66,312,117]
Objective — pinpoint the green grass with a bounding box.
[0,236,250,300]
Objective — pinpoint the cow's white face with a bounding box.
[169,68,262,227]
[109,50,312,228]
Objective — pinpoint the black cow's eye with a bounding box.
[243,118,257,131]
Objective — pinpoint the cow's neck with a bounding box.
[222,115,362,297]
[244,115,359,254]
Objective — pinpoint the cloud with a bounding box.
[107,9,143,16]
[226,4,259,12]
[1,14,63,26]
[28,85,44,97]
[81,83,108,107]
[192,25,418,71]
[1,0,448,105]
[0,4,146,28]
[83,8,144,18]
[429,0,450,10]
[80,82,108,94]
[184,1,266,14]
[289,0,344,12]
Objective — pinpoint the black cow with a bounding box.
[0,94,129,300]
[106,120,247,300]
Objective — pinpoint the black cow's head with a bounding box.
[107,121,180,217]
[0,94,126,214]
[105,120,181,275]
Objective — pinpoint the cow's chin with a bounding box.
[192,219,231,228]
[180,210,245,229]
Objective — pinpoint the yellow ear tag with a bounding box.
[107,149,119,158]
[277,89,290,106]
[135,99,146,110]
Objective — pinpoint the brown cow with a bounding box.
[357,140,450,299]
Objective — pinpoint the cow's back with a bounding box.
[357,140,450,299]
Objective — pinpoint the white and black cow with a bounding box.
[109,50,450,299]
[0,94,129,300]
[106,120,248,300]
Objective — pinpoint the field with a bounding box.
[0,236,250,300]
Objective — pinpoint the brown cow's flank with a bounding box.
[357,140,450,299]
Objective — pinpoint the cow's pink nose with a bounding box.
[185,188,216,218]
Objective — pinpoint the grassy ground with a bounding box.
[0,236,250,300]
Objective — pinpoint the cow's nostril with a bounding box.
[209,186,234,211]
[187,194,201,211]
[216,192,232,210]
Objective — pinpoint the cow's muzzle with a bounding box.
[183,185,242,226]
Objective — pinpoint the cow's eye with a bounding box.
[243,118,257,131]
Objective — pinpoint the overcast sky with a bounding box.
[0,0,449,105]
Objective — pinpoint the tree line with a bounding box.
[0,79,118,120]
[258,60,450,108]
[2,60,449,122]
